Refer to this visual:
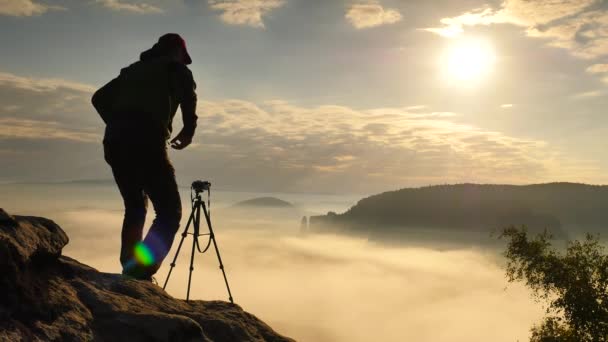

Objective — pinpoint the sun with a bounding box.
[441,38,496,84]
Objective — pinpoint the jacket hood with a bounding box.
[140,44,166,62]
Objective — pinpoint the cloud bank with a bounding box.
[0,117,98,142]
[345,1,402,29]
[208,0,285,28]
[0,0,65,17]
[96,0,163,14]
[26,204,544,342]
[423,0,608,59]
[0,71,99,142]
[0,70,600,191]
[189,99,592,192]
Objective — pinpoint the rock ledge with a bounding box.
[0,209,293,342]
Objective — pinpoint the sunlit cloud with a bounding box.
[0,69,601,191]
[501,104,513,108]
[404,105,427,111]
[208,0,285,28]
[96,0,163,14]
[0,72,95,93]
[188,99,597,192]
[423,0,608,59]
[0,71,101,146]
[571,89,606,99]
[585,64,608,84]
[0,117,99,142]
[0,0,65,17]
[0,108,101,180]
[586,64,608,74]
[345,1,402,29]
[422,7,498,38]
[501,0,595,25]
[0,71,97,125]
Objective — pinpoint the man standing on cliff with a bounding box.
[92,33,198,281]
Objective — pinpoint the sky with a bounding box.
[2,0,608,194]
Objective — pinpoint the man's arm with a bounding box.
[170,65,198,150]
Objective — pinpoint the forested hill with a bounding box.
[310,183,608,237]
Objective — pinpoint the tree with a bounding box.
[500,227,608,341]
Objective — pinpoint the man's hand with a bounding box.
[170,129,193,150]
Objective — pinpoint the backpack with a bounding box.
[91,76,119,124]
[91,59,172,126]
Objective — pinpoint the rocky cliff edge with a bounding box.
[0,209,294,342]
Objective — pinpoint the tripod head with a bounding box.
[191,180,211,194]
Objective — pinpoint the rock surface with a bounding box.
[0,209,294,342]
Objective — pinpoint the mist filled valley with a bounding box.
[1,183,550,342]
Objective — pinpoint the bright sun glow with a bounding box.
[442,38,496,84]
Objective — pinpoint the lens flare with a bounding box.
[134,242,155,266]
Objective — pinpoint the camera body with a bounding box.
[192,180,211,193]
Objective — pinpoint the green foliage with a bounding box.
[500,227,608,341]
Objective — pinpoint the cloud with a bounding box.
[0,72,99,173]
[586,63,608,74]
[0,70,600,191]
[423,0,608,59]
[585,64,608,83]
[96,0,163,14]
[501,104,514,108]
[404,105,427,111]
[30,205,545,342]
[183,99,596,192]
[0,72,95,93]
[0,0,65,17]
[345,1,402,29]
[151,231,546,342]
[208,0,285,28]
[501,0,595,26]
[422,7,499,38]
[0,71,101,141]
[0,117,99,142]
[571,89,606,99]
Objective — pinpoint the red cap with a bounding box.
[158,33,192,65]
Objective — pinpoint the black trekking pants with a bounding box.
[104,138,182,277]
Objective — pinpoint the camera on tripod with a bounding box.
[164,179,234,303]
[192,180,211,193]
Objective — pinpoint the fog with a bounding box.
[2,185,544,342]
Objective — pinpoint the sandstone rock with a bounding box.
[0,209,68,273]
[0,210,294,342]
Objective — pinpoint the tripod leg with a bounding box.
[201,202,234,304]
[186,200,201,302]
[163,204,195,290]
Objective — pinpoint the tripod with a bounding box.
[163,181,234,303]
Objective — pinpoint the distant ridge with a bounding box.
[6,179,114,186]
[311,182,608,238]
[232,197,294,208]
